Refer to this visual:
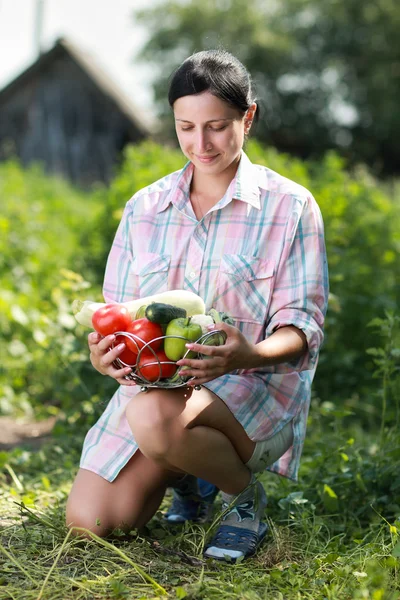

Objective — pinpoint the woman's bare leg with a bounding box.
[126,386,256,496]
[66,450,178,537]
[67,385,258,537]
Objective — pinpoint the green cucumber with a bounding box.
[145,302,187,324]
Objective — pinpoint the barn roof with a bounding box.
[0,36,156,136]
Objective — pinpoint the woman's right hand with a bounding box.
[88,332,136,386]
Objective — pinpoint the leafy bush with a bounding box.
[0,161,116,421]
[266,310,400,526]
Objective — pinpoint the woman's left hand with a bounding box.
[175,323,259,385]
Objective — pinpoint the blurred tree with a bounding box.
[135,0,400,174]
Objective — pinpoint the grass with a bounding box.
[0,403,399,600]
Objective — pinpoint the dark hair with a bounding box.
[168,49,258,119]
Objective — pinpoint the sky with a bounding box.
[0,0,156,121]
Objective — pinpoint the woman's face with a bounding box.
[173,91,255,177]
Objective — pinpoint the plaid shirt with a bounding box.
[80,151,329,482]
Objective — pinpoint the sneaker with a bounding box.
[164,476,219,524]
[204,479,268,562]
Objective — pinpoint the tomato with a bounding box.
[125,318,163,355]
[92,304,132,336]
[137,350,177,382]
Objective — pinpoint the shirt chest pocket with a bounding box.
[132,252,171,298]
[214,254,275,324]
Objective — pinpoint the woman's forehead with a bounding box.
[173,92,241,122]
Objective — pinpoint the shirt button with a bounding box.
[189,271,196,279]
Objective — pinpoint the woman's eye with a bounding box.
[179,125,227,132]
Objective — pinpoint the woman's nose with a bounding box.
[195,130,211,153]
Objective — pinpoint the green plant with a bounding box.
[0,160,116,423]
[366,311,400,438]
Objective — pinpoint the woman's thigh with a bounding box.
[182,386,256,462]
[66,450,177,536]
[128,385,256,464]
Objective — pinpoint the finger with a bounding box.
[96,334,117,353]
[187,374,217,386]
[116,373,137,386]
[99,343,131,368]
[182,343,227,359]
[177,362,222,380]
[101,361,135,383]
[88,331,103,347]
[176,354,225,371]
[176,365,222,381]
[89,333,113,353]
[112,363,134,378]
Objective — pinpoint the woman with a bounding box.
[66,49,329,562]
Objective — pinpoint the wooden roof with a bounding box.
[0,37,156,136]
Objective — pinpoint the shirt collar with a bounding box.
[156,161,193,213]
[156,150,261,213]
[230,151,261,209]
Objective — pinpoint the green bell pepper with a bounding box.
[164,317,203,361]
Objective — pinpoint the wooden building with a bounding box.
[0,38,154,187]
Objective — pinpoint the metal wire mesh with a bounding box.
[112,329,227,390]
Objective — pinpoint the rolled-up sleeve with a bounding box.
[265,194,329,373]
[102,201,136,304]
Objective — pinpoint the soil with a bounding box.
[0,416,57,450]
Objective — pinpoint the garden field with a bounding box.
[0,141,399,599]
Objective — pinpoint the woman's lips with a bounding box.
[196,154,219,164]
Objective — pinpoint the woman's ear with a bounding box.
[244,103,257,133]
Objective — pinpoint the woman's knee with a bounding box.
[66,494,142,538]
[65,469,134,538]
[125,391,186,461]
[65,499,111,538]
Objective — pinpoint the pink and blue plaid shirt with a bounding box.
[80,151,328,482]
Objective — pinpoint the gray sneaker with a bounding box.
[204,479,268,562]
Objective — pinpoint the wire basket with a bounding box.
[112,329,227,391]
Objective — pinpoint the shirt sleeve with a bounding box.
[102,201,136,304]
[265,194,329,373]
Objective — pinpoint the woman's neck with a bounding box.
[190,161,240,220]
[191,155,241,200]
